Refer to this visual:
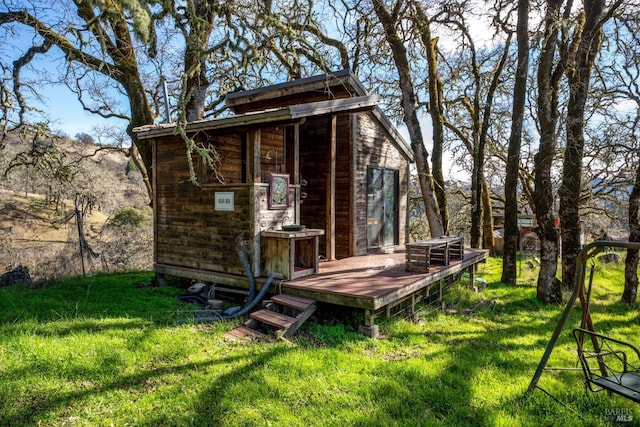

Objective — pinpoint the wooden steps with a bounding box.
[224,325,266,341]
[226,293,316,340]
[251,309,297,329]
[270,294,315,311]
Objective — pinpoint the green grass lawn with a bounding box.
[0,259,638,426]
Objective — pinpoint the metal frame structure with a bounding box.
[526,240,640,400]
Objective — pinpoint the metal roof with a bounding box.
[224,69,366,106]
[133,95,383,139]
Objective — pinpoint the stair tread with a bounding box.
[250,309,297,329]
[224,326,266,340]
[271,294,316,311]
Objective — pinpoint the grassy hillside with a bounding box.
[0,258,637,426]
[0,131,151,279]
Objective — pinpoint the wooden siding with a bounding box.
[155,126,287,185]
[354,111,410,255]
[299,116,328,254]
[155,181,254,276]
[154,133,297,278]
[192,132,244,184]
[259,126,286,177]
[335,114,353,259]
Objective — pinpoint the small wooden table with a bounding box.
[405,236,464,273]
[261,229,325,280]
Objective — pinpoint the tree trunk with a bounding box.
[123,69,155,200]
[535,113,561,305]
[470,151,483,248]
[414,2,449,234]
[68,1,156,201]
[372,0,444,238]
[182,0,216,121]
[502,0,529,284]
[482,178,495,250]
[560,3,606,289]
[623,163,640,304]
[534,0,566,304]
[471,30,511,249]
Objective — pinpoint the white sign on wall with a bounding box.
[215,192,234,211]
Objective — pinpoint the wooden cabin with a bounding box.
[134,70,413,288]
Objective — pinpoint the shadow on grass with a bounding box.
[1,268,637,426]
[0,271,182,326]
[0,317,152,338]
[365,282,637,425]
[1,344,293,426]
[179,293,564,425]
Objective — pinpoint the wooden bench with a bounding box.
[405,236,464,273]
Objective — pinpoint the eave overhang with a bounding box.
[133,95,383,140]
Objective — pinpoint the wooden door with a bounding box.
[366,166,399,250]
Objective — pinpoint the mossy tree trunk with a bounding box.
[623,161,640,304]
[372,0,445,238]
[502,0,529,284]
[413,2,449,234]
[560,0,621,288]
[534,0,567,304]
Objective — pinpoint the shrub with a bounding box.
[109,207,146,228]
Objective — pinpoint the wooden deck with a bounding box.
[271,247,488,337]
[157,246,489,337]
[273,247,488,311]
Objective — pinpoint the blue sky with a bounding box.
[13,34,466,179]
[45,84,126,137]
[3,1,468,179]
[6,21,129,139]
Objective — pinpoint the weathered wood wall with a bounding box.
[335,115,353,258]
[155,182,253,276]
[299,116,328,253]
[259,126,286,177]
[192,132,244,184]
[151,101,410,281]
[153,129,294,279]
[298,115,353,258]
